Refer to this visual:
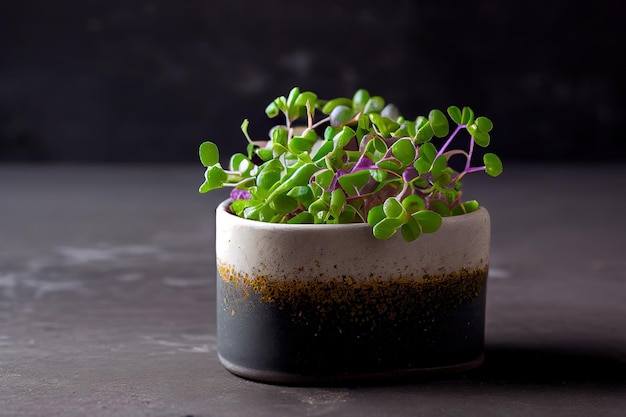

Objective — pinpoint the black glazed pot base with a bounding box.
[218,353,485,386]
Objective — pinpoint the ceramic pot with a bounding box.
[215,199,490,385]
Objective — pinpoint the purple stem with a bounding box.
[435,124,466,160]
[465,166,486,174]
[402,165,418,183]
[465,136,475,172]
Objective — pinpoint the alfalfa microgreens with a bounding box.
[199,87,502,241]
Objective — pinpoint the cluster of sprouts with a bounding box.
[199,87,502,241]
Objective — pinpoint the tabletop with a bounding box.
[1,163,625,416]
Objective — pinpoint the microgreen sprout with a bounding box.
[199,87,502,241]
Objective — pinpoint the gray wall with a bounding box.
[1,0,624,163]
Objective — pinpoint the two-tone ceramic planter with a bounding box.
[215,199,491,385]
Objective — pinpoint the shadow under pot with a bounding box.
[215,199,491,385]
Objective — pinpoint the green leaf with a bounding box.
[256,148,273,161]
[337,170,371,196]
[357,113,371,131]
[333,126,356,150]
[352,89,370,112]
[410,176,429,189]
[314,169,334,189]
[265,102,280,118]
[338,204,357,223]
[390,138,416,166]
[429,200,451,217]
[431,155,448,178]
[324,126,339,141]
[484,153,503,177]
[246,142,255,160]
[240,118,252,141]
[286,90,305,121]
[321,97,353,114]
[467,124,490,147]
[451,204,465,216]
[367,205,385,227]
[413,210,442,233]
[475,116,493,132]
[238,159,253,176]
[230,198,254,216]
[308,198,329,221]
[312,140,333,162]
[428,109,450,138]
[325,150,345,171]
[381,103,401,120]
[344,150,362,162]
[288,212,314,224]
[363,96,385,114]
[364,136,388,160]
[401,216,421,241]
[295,91,317,108]
[383,198,405,219]
[417,142,436,163]
[370,169,387,183]
[401,194,426,213]
[253,204,277,223]
[229,153,246,171]
[289,136,313,154]
[415,121,434,143]
[199,165,227,193]
[242,204,260,221]
[372,217,403,240]
[404,119,417,138]
[270,194,298,216]
[377,160,401,173]
[461,106,475,125]
[369,113,387,136]
[289,129,317,155]
[287,185,314,206]
[463,200,480,213]
[392,125,408,138]
[302,128,318,144]
[199,141,219,167]
[434,172,454,189]
[330,105,356,127]
[273,146,288,159]
[287,87,300,107]
[414,159,430,176]
[370,113,400,137]
[415,115,428,130]
[269,163,318,198]
[229,153,253,175]
[270,126,288,148]
[447,106,462,125]
[329,189,346,218]
[256,159,283,191]
[274,96,288,112]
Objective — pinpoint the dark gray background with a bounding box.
[1,0,624,163]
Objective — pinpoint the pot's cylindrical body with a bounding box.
[215,199,491,384]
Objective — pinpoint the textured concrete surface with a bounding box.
[1,164,625,416]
